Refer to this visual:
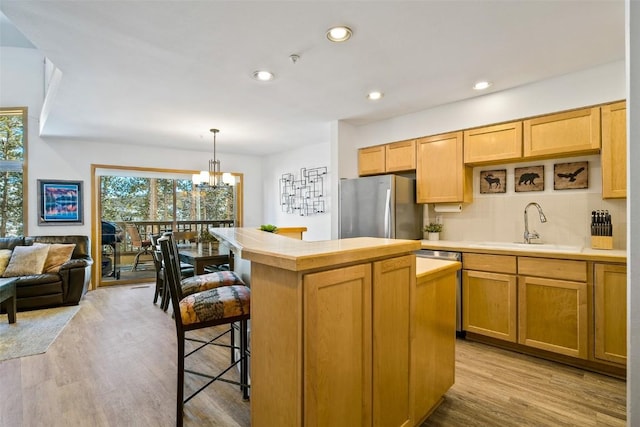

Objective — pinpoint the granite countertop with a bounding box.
[420,239,627,263]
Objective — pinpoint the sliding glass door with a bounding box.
[94,166,242,286]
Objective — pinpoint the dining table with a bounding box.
[177,243,230,275]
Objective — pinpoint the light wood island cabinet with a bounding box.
[413,258,457,424]
[416,131,472,204]
[523,107,601,159]
[594,263,627,365]
[210,228,459,427]
[601,101,627,199]
[463,121,523,165]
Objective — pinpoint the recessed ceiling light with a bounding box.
[367,91,384,100]
[253,70,275,81]
[473,81,492,90]
[326,26,353,42]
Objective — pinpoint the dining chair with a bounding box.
[149,233,195,309]
[125,223,153,271]
[158,234,250,427]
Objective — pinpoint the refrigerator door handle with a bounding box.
[384,188,391,238]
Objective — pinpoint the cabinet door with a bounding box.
[416,131,472,204]
[518,276,588,359]
[523,107,600,158]
[413,267,456,424]
[386,139,416,172]
[594,263,627,365]
[463,121,523,165]
[601,101,627,199]
[359,146,386,176]
[372,255,414,427]
[463,270,517,342]
[304,264,372,427]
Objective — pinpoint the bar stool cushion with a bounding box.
[179,285,250,325]
[180,270,244,297]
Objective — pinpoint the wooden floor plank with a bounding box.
[0,284,626,426]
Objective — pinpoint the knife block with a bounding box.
[591,236,613,250]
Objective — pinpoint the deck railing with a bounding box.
[105,219,235,254]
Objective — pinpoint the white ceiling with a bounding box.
[0,1,625,156]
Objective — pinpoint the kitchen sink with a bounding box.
[468,241,583,253]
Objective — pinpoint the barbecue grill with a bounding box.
[101,220,123,279]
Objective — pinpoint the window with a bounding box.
[0,107,27,237]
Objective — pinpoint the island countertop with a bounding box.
[210,227,421,272]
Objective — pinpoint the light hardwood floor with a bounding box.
[0,284,626,426]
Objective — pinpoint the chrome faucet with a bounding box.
[524,202,547,244]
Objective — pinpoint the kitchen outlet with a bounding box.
[435,215,443,224]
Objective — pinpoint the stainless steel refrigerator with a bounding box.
[339,175,422,239]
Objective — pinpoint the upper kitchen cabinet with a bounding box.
[523,107,601,159]
[358,145,386,176]
[385,139,416,172]
[463,121,523,165]
[601,101,627,199]
[358,140,416,176]
[416,131,472,204]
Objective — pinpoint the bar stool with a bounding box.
[158,234,250,427]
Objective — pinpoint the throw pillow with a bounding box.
[43,243,76,273]
[2,243,50,277]
[0,249,13,276]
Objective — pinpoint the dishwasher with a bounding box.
[416,249,464,337]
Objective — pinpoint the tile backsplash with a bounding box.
[427,154,627,249]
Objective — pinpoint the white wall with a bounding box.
[626,0,639,423]
[1,47,264,238]
[434,154,626,249]
[263,141,331,241]
[351,60,625,150]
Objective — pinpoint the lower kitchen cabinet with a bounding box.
[518,275,588,359]
[372,256,413,427]
[413,265,456,424]
[304,263,372,427]
[594,263,627,365]
[304,255,414,427]
[463,270,517,342]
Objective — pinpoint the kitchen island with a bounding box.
[210,228,460,427]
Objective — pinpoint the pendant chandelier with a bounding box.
[192,128,234,187]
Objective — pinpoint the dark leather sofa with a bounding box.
[0,235,93,311]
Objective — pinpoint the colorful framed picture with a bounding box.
[515,166,544,192]
[480,169,506,194]
[37,179,84,225]
[554,161,588,190]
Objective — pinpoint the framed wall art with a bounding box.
[554,161,588,190]
[38,179,84,225]
[479,169,506,194]
[515,166,544,192]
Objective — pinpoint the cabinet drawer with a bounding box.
[463,253,516,274]
[518,257,587,282]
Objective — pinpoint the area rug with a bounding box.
[0,305,80,362]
